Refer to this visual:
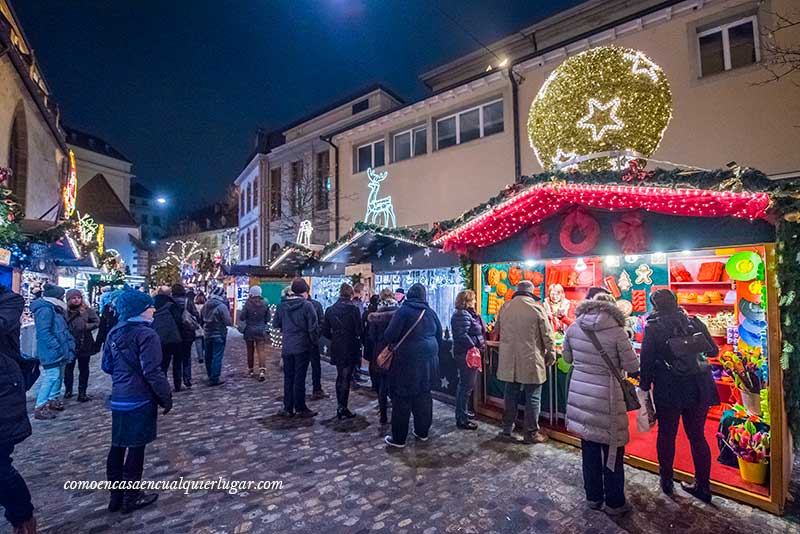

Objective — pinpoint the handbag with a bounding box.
[465,346,482,370]
[19,353,41,391]
[377,310,425,371]
[581,326,641,412]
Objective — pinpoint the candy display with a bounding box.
[631,289,647,312]
[605,275,622,297]
[670,262,692,282]
[495,281,508,297]
[508,266,523,286]
[720,349,766,394]
[697,261,725,282]
[487,292,502,315]
[696,312,736,337]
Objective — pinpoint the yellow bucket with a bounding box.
[738,458,769,485]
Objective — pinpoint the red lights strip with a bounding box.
[434,183,771,249]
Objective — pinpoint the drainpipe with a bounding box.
[509,68,522,181]
[320,135,340,239]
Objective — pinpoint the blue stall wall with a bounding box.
[0,266,12,289]
[469,211,776,265]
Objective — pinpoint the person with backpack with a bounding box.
[307,293,326,400]
[101,289,172,514]
[64,289,100,402]
[562,293,639,515]
[152,287,185,392]
[640,288,719,503]
[367,288,398,425]
[202,286,232,386]
[170,284,200,389]
[31,284,76,420]
[238,285,270,382]
[322,283,363,419]
[0,284,37,534]
[451,289,486,431]
[382,283,442,448]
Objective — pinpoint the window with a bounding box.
[698,16,759,77]
[435,99,504,150]
[240,235,245,258]
[270,243,281,260]
[8,103,28,209]
[393,126,427,162]
[240,188,245,215]
[315,151,330,210]
[356,139,385,172]
[291,160,303,215]
[252,227,258,259]
[270,167,281,221]
[247,183,253,212]
[253,178,259,209]
[352,99,369,114]
[246,228,252,260]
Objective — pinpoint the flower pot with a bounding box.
[737,458,769,485]
[740,389,761,416]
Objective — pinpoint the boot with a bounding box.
[77,389,93,402]
[122,490,158,514]
[34,405,55,420]
[63,390,73,399]
[379,410,388,425]
[12,515,37,534]
[47,399,65,411]
[337,407,356,420]
[108,490,124,512]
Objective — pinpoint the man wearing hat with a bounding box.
[272,278,319,418]
[201,286,232,386]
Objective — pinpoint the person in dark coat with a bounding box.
[363,294,379,370]
[272,278,318,418]
[382,283,442,447]
[350,282,368,387]
[202,286,231,386]
[171,283,199,389]
[0,284,37,534]
[102,290,172,514]
[367,288,398,425]
[64,289,100,401]
[32,284,76,420]
[308,294,326,399]
[239,285,270,381]
[451,289,486,431]
[96,291,120,350]
[322,283,363,419]
[152,287,185,392]
[640,288,720,503]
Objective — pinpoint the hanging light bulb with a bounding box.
[525,259,537,267]
[575,258,588,272]
[624,254,640,264]
[605,255,620,267]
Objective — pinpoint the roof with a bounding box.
[129,181,155,199]
[64,126,132,163]
[76,174,138,227]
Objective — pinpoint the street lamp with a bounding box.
[156,197,167,205]
[150,239,157,245]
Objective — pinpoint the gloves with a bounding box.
[162,397,173,415]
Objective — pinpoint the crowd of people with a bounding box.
[0,272,723,532]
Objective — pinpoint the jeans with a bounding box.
[335,363,355,410]
[581,440,626,508]
[282,351,310,413]
[204,337,226,383]
[246,339,268,371]
[64,355,90,395]
[194,337,205,362]
[502,382,543,434]
[391,391,433,444]
[0,444,34,527]
[455,362,478,425]
[310,345,322,392]
[160,343,184,390]
[36,363,65,408]
[181,340,193,386]
[107,445,146,499]
[656,403,711,491]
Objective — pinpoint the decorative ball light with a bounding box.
[528,46,672,172]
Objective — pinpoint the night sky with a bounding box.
[14,0,581,217]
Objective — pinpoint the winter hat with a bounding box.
[650,288,679,313]
[249,285,262,297]
[586,286,612,300]
[291,278,309,295]
[210,286,226,298]
[171,283,187,297]
[406,283,427,302]
[115,290,154,321]
[65,288,83,301]
[43,284,66,300]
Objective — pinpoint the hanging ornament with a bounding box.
[612,211,648,254]
[635,263,654,285]
[618,270,633,291]
[559,208,600,256]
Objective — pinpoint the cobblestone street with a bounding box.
[7,331,799,534]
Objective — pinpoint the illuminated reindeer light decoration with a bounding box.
[296,220,313,247]
[364,168,396,228]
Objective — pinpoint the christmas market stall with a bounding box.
[430,45,799,514]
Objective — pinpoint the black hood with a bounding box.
[284,296,307,312]
[153,294,175,309]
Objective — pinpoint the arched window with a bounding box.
[270,243,281,260]
[8,102,28,209]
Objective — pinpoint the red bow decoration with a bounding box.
[612,212,648,254]
[522,225,550,258]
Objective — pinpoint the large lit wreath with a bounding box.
[559,208,600,255]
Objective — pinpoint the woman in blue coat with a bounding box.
[451,290,485,430]
[102,290,173,514]
[382,283,443,448]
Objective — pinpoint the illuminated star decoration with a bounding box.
[624,51,660,82]
[423,248,432,257]
[389,256,396,265]
[405,255,413,265]
[577,97,624,141]
[635,263,654,285]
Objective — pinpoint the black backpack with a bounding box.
[663,317,716,376]
[152,306,182,345]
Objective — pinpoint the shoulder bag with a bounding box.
[377,310,425,371]
[663,317,715,376]
[580,326,640,412]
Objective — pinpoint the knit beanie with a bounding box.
[211,286,226,298]
[249,285,262,297]
[291,278,309,295]
[171,283,187,297]
[65,288,83,302]
[115,290,154,321]
[43,284,66,300]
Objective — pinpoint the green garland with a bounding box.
[459,256,473,291]
[777,220,800,436]
[317,221,435,261]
